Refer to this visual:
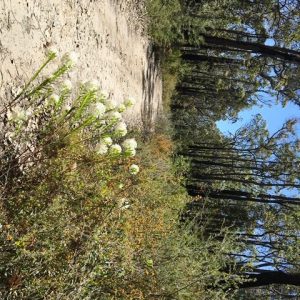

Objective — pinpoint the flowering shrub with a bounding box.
[0,51,242,299]
[0,50,145,298]
[0,50,139,186]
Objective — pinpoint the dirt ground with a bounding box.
[0,0,162,129]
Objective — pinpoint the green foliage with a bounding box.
[161,50,182,109]
[0,53,245,299]
[145,0,183,46]
[155,226,245,299]
[145,0,300,295]
[160,49,193,110]
[0,50,143,298]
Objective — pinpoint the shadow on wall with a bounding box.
[141,44,160,139]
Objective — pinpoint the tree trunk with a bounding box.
[200,34,300,63]
[240,271,300,288]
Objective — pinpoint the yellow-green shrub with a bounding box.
[0,53,243,299]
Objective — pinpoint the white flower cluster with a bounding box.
[49,93,60,104]
[62,79,72,91]
[122,138,138,157]
[124,97,136,108]
[94,122,137,159]
[91,102,106,118]
[7,105,27,122]
[3,51,80,174]
[110,144,122,155]
[82,79,100,91]
[47,47,59,59]
[62,51,79,68]
[129,164,139,175]
[114,121,127,137]
[3,49,141,176]
[4,103,40,172]
[88,89,139,173]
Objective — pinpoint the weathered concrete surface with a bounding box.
[0,0,162,128]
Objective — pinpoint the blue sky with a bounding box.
[217,101,300,136]
[217,36,300,136]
